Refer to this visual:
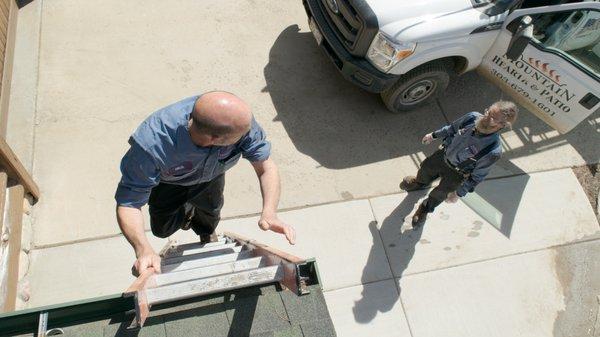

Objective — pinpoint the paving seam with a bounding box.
[30,0,44,243]
[322,277,396,294]
[399,235,600,278]
[486,166,598,181]
[32,0,44,172]
[435,98,451,124]
[321,236,600,294]
[24,183,480,248]
[31,167,597,249]
[366,198,415,337]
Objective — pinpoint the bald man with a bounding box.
[115,92,295,275]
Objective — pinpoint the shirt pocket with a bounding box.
[217,146,242,172]
[218,153,242,171]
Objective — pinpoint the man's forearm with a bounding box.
[252,158,295,244]
[116,205,154,256]
[257,159,281,215]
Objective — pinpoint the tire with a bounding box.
[381,62,451,113]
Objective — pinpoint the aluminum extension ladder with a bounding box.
[126,232,319,327]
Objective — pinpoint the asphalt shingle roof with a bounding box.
[10,284,335,337]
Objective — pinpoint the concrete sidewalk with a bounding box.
[25,168,600,336]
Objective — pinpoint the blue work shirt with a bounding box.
[432,112,501,197]
[115,95,271,208]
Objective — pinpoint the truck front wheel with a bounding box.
[381,62,450,113]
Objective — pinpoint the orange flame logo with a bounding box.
[528,58,560,83]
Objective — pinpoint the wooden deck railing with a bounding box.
[0,0,30,313]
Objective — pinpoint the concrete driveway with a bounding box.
[4,0,600,335]
[8,0,598,248]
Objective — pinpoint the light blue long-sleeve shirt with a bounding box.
[115,96,271,208]
[432,112,501,197]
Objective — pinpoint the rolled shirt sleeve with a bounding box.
[115,140,161,209]
[456,152,500,197]
[432,112,480,139]
[240,118,271,162]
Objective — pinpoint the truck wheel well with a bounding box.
[450,56,468,74]
[416,57,468,75]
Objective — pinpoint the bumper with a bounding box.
[302,0,397,93]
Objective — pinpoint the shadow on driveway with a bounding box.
[263,25,442,170]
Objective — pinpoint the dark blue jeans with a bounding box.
[148,174,225,238]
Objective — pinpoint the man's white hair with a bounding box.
[491,100,518,128]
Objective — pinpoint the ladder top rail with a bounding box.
[223,231,306,264]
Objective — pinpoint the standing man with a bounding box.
[401,100,518,228]
[115,91,296,275]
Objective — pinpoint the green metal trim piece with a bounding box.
[296,258,321,295]
[0,293,135,336]
[306,258,323,289]
[0,258,326,336]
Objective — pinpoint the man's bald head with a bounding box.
[189,92,252,146]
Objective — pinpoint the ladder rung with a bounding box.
[161,250,254,273]
[145,265,284,305]
[164,242,239,259]
[162,246,243,264]
[154,257,267,287]
[173,237,227,251]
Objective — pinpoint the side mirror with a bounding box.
[506,16,533,61]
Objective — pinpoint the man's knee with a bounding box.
[429,188,448,200]
[149,213,181,238]
[151,226,171,238]
[194,208,220,226]
[423,188,448,212]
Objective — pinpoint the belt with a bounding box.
[443,158,470,178]
[439,144,471,177]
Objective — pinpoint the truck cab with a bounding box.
[303,0,600,133]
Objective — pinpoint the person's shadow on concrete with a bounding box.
[353,189,428,323]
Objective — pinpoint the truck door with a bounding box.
[479,2,600,133]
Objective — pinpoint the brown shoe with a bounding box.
[411,203,429,229]
[400,176,428,191]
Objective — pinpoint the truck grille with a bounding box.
[319,0,378,56]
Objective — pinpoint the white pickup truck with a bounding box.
[303,0,600,133]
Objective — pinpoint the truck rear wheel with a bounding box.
[381,62,450,113]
